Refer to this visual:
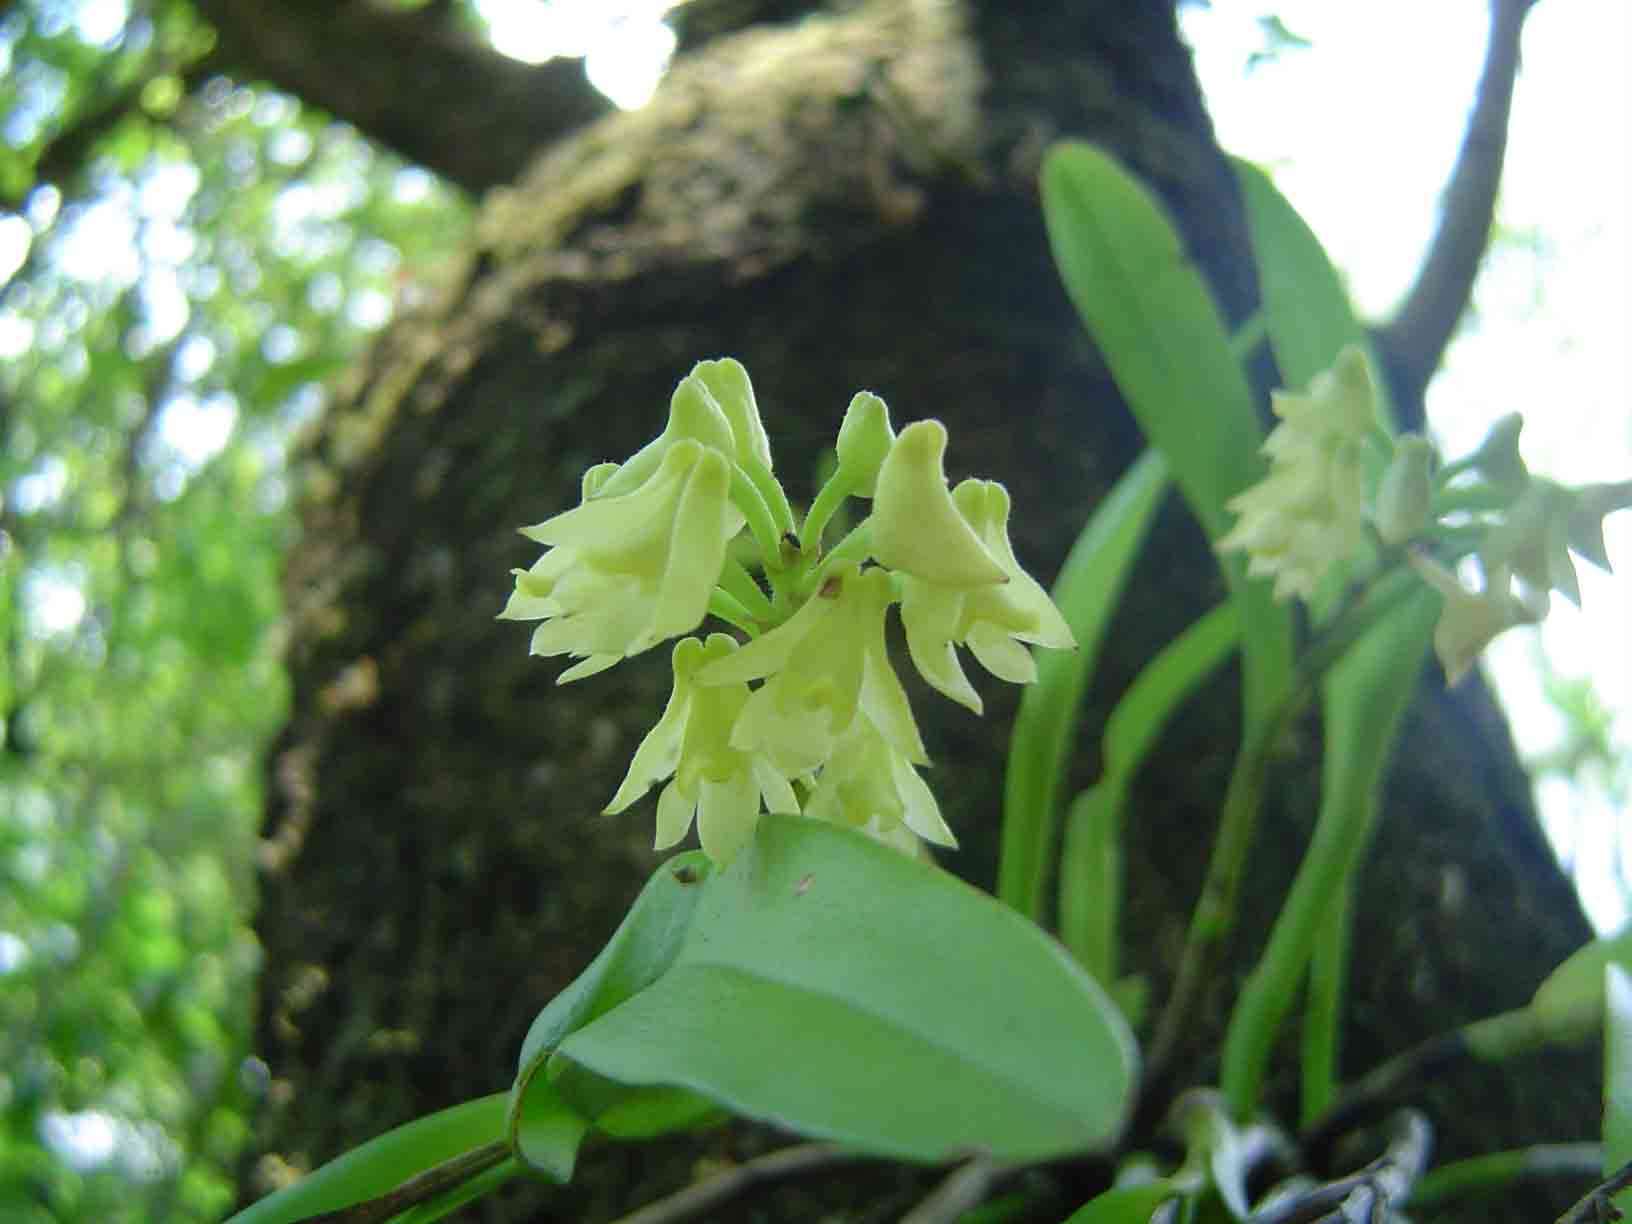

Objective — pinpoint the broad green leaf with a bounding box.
[1000,449,1170,922]
[507,1072,589,1182]
[1064,1182,1176,1223]
[1041,140,1291,740]
[510,850,718,1151]
[551,815,1137,1163]
[224,1094,508,1224]
[1605,965,1632,1214]
[1059,603,1239,980]
[516,850,713,1072]
[1531,924,1632,1044]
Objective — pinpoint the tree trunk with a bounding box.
[246,2,1597,1218]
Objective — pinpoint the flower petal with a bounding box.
[872,420,1008,588]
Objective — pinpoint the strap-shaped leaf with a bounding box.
[1221,590,1439,1118]
[1000,449,1169,923]
[1231,160,1363,392]
[1043,143,1263,540]
[225,1094,509,1224]
[1531,925,1632,1044]
[1065,1182,1177,1223]
[551,815,1138,1163]
[1060,603,1239,981]
[1041,140,1291,736]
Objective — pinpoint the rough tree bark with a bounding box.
[243,1,1596,1219]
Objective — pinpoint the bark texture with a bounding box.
[247,2,1597,1219]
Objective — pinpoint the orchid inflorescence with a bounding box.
[501,360,1075,864]
[1220,344,1630,685]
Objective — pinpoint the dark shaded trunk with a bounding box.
[246,2,1596,1218]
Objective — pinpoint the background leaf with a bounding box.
[1000,449,1169,924]
[1532,925,1632,1044]
[225,1094,507,1224]
[551,816,1138,1164]
[1231,158,1365,395]
[1063,1182,1175,1223]
[1221,590,1440,1119]
[1041,139,1291,743]
[1058,603,1239,981]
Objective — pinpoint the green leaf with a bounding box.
[1064,1182,1176,1223]
[509,850,718,1152]
[1042,144,1262,541]
[1059,603,1239,980]
[224,1094,508,1224]
[516,850,713,1073]
[1532,925,1632,1045]
[1605,965,1632,1213]
[1000,448,1170,923]
[1231,161,1361,389]
[1221,589,1439,1119]
[550,815,1138,1164]
[507,1072,589,1182]
[1041,139,1291,737]
[391,1158,520,1224]
[1230,157,1397,431]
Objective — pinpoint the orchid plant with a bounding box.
[232,145,1632,1224]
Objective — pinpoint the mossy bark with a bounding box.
[246,2,1596,1218]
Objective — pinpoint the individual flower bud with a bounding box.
[503,440,740,679]
[871,420,1008,588]
[696,565,925,775]
[834,391,895,497]
[1480,478,1581,606]
[606,634,800,865]
[1373,434,1436,545]
[595,372,738,499]
[1565,479,1632,574]
[690,357,775,473]
[1409,553,1547,685]
[1467,412,1529,497]
[899,479,1075,714]
[804,714,958,850]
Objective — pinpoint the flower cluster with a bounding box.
[502,360,1076,862]
[1219,346,1630,685]
[1216,346,1380,602]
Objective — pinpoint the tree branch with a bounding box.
[189,0,612,194]
[1373,0,1537,428]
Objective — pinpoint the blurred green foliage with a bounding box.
[0,2,470,1218]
